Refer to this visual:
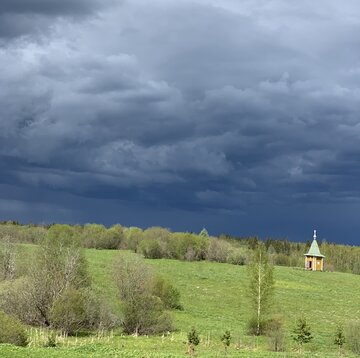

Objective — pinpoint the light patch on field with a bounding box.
[275,280,314,290]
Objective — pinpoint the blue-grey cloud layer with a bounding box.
[1,0,360,243]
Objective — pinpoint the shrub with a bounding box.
[139,239,163,259]
[124,227,143,252]
[0,277,39,325]
[0,310,28,346]
[206,238,232,263]
[266,315,285,352]
[247,316,267,336]
[113,254,173,335]
[334,324,345,354]
[187,327,200,355]
[345,320,360,354]
[50,289,87,335]
[221,330,231,352]
[227,248,248,265]
[44,332,57,347]
[151,275,182,310]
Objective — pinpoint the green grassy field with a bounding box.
[1,248,360,357]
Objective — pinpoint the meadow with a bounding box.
[1,247,359,357]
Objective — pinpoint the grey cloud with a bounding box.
[1,0,360,241]
[0,0,109,15]
[0,0,115,39]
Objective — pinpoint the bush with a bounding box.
[227,248,248,265]
[187,327,200,356]
[206,238,232,263]
[345,320,360,354]
[0,310,28,346]
[151,275,182,310]
[247,316,267,336]
[139,239,163,259]
[113,254,173,335]
[50,289,87,335]
[221,330,231,352]
[122,295,173,335]
[266,315,285,352]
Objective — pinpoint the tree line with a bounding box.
[1,221,360,274]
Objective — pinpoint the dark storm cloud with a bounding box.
[0,0,114,39]
[1,0,360,242]
[0,0,106,15]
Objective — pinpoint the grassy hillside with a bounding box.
[1,247,360,357]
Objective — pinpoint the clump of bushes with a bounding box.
[113,254,176,335]
[0,310,28,346]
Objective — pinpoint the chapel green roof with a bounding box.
[304,230,325,257]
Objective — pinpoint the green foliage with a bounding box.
[113,254,173,335]
[187,327,200,345]
[266,314,285,352]
[199,228,209,238]
[187,327,200,355]
[0,229,90,327]
[246,316,267,336]
[0,310,28,346]
[226,248,247,265]
[139,239,163,259]
[292,317,313,347]
[345,320,360,354]
[50,289,87,335]
[334,324,345,350]
[124,227,144,252]
[44,332,57,347]
[3,242,360,357]
[151,275,182,310]
[220,330,231,350]
[247,244,274,335]
[81,224,124,250]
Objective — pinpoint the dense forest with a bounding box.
[1,221,360,275]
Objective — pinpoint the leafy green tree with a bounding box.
[292,317,313,351]
[247,244,274,335]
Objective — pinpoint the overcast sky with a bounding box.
[1,0,360,243]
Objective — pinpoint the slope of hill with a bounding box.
[0,247,359,357]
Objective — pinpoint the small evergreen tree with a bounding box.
[292,317,313,351]
[221,330,231,354]
[334,324,345,355]
[199,228,209,238]
[187,327,200,356]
